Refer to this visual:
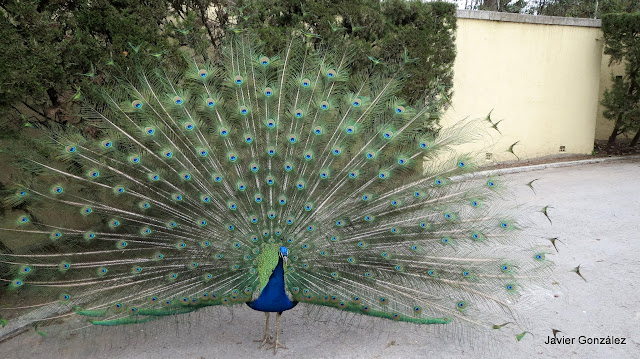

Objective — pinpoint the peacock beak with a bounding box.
[283,256,288,265]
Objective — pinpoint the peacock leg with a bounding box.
[254,312,272,348]
[268,311,288,354]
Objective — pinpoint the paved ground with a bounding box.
[1,159,639,358]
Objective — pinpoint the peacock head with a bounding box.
[279,246,289,265]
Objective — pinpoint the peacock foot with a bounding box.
[253,333,273,348]
[268,338,288,355]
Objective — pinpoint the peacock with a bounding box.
[0,34,553,354]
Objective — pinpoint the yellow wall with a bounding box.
[444,14,603,161]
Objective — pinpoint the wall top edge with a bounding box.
[456,9,602,28]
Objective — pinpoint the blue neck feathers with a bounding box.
[246,257,297,313]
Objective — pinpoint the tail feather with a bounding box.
[0,34,552,336]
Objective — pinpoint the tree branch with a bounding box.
[20,101,51,122]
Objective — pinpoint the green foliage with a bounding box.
[466,0,640,18]
[601,12,640,145]
[592,0,640,17]
[234,0,456,108]
[602,12,640,64]
[601,76,639,124]
[473,0,528,13]
[537,0,602,17]
[0,0,455,129]
[0,0,206,122]
[379,0,457,105]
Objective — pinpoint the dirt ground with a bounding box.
[0,158,639,358]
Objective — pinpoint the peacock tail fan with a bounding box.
[0,34,553,339]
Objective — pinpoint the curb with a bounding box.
[476,155,640,177]
[451,155,640,181]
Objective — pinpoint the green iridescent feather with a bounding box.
[257,243,280,292]
[0,34,553,341]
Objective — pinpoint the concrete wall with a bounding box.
[445,10,604,161]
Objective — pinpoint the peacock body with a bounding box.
[0,35,552,353]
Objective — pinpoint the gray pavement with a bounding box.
[1,159,639,358]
